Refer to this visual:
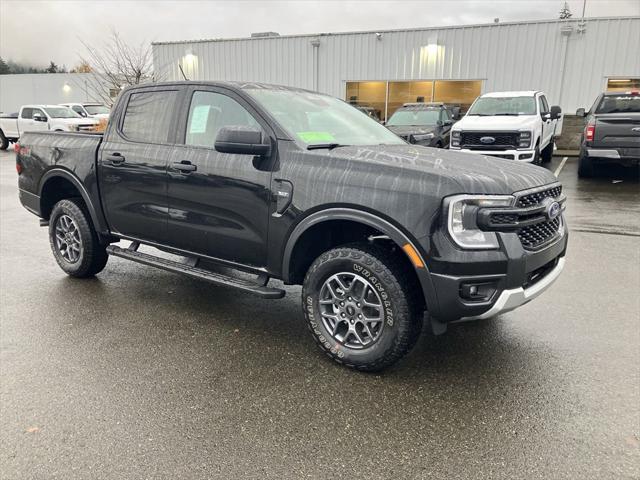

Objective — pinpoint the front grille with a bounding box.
[460,131,519,150]
[491,213,519,224]
[517,185,563,208]
[518,217,562,249]
[490,154,515,160]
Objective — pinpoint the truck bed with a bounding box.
[16,131,104,200]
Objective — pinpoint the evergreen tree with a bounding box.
[559,2,573,19]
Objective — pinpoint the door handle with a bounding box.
[106,152,125,165]
[171,161,197,173]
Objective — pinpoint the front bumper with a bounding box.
[421,222,568,322]
[457,148,535,162]
[460,256,565,320]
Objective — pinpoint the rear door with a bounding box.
[98,87,183,244]
[166,86,274,268]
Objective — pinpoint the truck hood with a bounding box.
[454,115,539,131]
[386,125,437,136]
[328,144,557,195]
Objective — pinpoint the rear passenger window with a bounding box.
[185,91,259,148]
[121,90,178,143]
[21,108,33,119]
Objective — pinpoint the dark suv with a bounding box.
[386,102,458,148]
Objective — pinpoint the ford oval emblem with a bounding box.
[546,201,561,220]
[480,136,495,144]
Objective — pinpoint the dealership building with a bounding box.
[153,16,639,133]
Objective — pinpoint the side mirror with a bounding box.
[33,114,47,122]
[576,108,586,117]
[381,120,386,126]
[550,105,562,120]
[214,126,270,156]
[443,119,454,126]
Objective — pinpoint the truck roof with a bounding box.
[124,81,317,95]
[481,91,540,98]
[21,104,74,109]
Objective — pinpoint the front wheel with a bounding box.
[0,131,8,150]
[49,198,109,277]
[541,140,554,164]
[532,145,542,166]
[302,244,423,371]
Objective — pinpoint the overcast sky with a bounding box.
[2,0,639,68]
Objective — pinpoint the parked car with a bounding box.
[450,91,561,164]
[0,105,98,150]
[354,105,382,122]
[60,102,111,119]
[386,102,456,148]
[576,91,640,177]
[15,82,567,371]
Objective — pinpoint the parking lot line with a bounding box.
[554,156,569,178]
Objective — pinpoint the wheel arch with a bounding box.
[282,207,439,313]
[39,169,104,232]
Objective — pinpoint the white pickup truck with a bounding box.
[450,91,562,164]
[59,102,111,119]
[0,105,99,150]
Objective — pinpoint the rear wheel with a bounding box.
[49,198,109,277]
[541,140,554,164]
[302,244,423,371]
[578,152,594,178]
[0,131,8,151]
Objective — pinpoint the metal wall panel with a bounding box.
[153,17,640,113]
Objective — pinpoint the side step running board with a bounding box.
[106,245,285,299]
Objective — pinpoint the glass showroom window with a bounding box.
[606,78,640,92]
[345,82,386,122]
[433,80,482,113]
[387,81,434,119]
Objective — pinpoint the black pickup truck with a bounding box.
[577,91,640,177]
[16,82,568,371]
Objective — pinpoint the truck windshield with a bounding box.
[85,105,110,115]
[595,94,640,113]
[467,96,536,116]
[43,107,81,118]
[387,109,440,126]
[246,88,405,147]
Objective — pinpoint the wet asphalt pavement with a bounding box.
[1,151,638,479]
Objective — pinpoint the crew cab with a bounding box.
[15,82,568,371]
[60,102,111,119]
[576,91,640,177]
[450,91,561,164]
[386,102,456,148]
[0,105,98,150]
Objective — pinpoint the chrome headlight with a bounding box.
[445,194,514,249]
[451,130,461,148]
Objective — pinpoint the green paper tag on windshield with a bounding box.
[297,131,336,144]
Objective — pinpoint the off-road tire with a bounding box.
[541,140,554,164]
[578,153,594,178]
[49,198,108,277]
[302,243,423,372]
[0,131,8,151]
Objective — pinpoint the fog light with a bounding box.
[460,281,498,302]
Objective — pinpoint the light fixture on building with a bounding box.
[183,49,197,66]
[63,83,71,93]
[425,43,439,55]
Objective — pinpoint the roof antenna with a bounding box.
[178,63,189,81]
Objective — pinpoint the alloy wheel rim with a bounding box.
[54,214,82,263]
[318,272,384,349]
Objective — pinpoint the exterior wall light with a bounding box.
[63,83,71,93]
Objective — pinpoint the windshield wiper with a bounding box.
[306,143,349,150]
[467,113,492,116]
[493,113,520,116]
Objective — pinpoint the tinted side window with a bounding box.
[121,90,178,143]
[21,108,33,119]
[185,91,259,148]
[72,106,84,115]
[442,109,452,121]
[33,108,45,118]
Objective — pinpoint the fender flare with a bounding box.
[39,168,106,232]
[281,207,440,313]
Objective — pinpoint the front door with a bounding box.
[538,94,553,146]
[166,87,273,268]
[98,88,182,244]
